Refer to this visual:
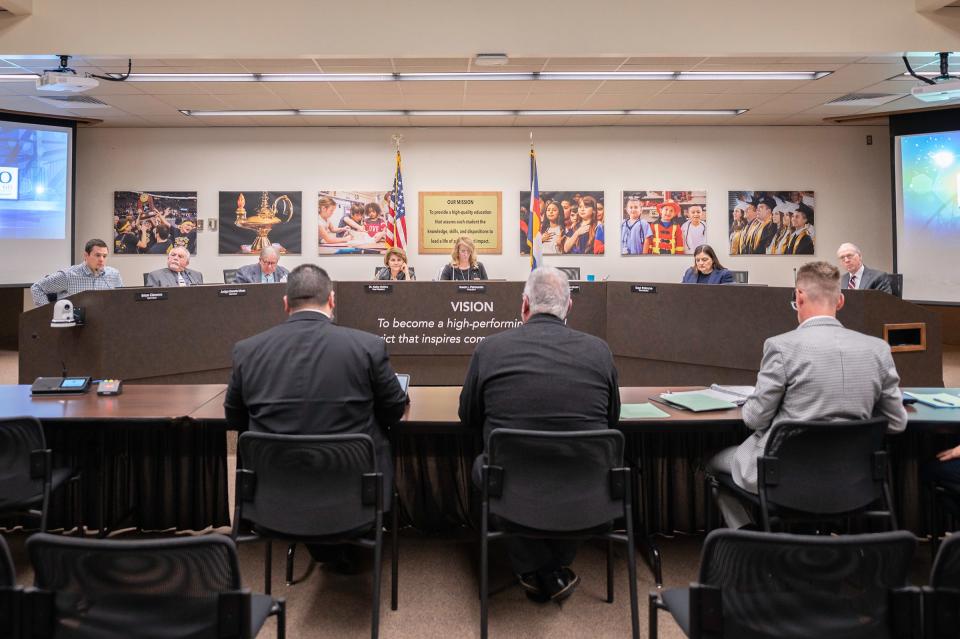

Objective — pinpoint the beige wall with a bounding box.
[74,125,892,289]
[2,0,960,57]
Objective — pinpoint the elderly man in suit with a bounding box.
[234,246,289,284]
[707,260,907,528]
[837,242,892,293]
[225,263,407,571]
[145,246,204,287]
[459,266,620,603]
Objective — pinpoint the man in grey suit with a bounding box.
[708,260,907,528]
[837,242,892,293]
[145,246,204,287]
[234,246,289,284]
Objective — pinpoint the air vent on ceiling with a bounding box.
[31,95,110,109]
[826,93,902,107]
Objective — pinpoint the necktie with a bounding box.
[848,275,857,289]
[177,272,186,287]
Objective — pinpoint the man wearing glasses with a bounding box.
[706,261,907,529]
[235,246,289,284]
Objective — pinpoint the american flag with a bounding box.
[526,147,542,270]
[387,150,408,249]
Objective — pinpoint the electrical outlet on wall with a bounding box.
[208,218,218,231]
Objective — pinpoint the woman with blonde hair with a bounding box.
[377,247,415,280]
[439,235,489,280]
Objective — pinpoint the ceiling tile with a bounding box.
[159,59,247,70]
[329,82,402,95]
[564,115,627,125]
[581,94,652,109]
[150,94,227,110]
[236,59,321,72]
[458,115,518,126]
[313,58,393,67]
[399,80,465,95]
[528,80,603,95]
[214,94,293,109]
[324,94,401,109]
[594,81,672,96]
[392,58,469,71]
[462,95,521,109]
[728,113,793,125]
[205,82,278,96]
[404,116,462,126]
[464,80,535,95]
[97,94,181,115]
[521,93,588,109]
[133,82,212,95]
[401,95,465,109]
[791,63,907,94]
[696,93,776,109]
[301,116,362,126]
[344,116,410,126]
[544,57,628,68]
[625,57,707,67]
[264,84,342,100]
[139,115,208,127]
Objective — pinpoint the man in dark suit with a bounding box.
[145,247,204,287]
[459,266,620,603]
[225,264,407,568]
[837,242,892,293]
[234,246,290,284]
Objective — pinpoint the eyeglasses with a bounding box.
[259,259,278,266]
[790,300,798,311]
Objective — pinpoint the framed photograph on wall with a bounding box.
[728,191,815,256]
[620,190,706,255]
[113,191,198,255]
[520,190,605,256]
[317,190,391,255]
[218,190,302,255]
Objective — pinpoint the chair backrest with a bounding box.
[556,266,580,281]
[730,270,749,284]
[759,418,888,515]
[223,269,239,284]
[26,532,244,638]
[0,417,47,511]
[236,432,380,538]
[699,529,917,639]
[932,533,960,589]
[142,272,149,286]
[0,535,13,587]
[889,273,903,298]
[486,428,625,531]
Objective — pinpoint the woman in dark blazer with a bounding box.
[681,244,735,284]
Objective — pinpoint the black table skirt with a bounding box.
[36,421,950,537]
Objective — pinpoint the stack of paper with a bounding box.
[658,391,738,412]
[620,403,671,419]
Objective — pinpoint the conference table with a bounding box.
[4,384,959,539]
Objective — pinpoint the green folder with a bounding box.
[659,391,737,412]
[620,403,671,419]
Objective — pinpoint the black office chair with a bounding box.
[730,270,749,284]
[233,432,397,639]
[889,273,904,298]
[925,533,960,639]
[142,272,149,286]
[650,529,920,639]
[556,266,580,281]
[927,478,960,560]
[479,429,640,639]
[0,534,23,639]
[707,418,896,532]
[0,417,80,533]
[26,532,284,639]
[223,269,239,284]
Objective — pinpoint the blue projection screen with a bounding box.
[0,119,73,285]
[895,131,960,303]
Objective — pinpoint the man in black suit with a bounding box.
[225,263,407,568]
[459,266,621,603]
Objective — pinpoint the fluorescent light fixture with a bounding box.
[474,53,509,67]
[181,108,747,117]
[400,72,534,82]
[0,74,40,81]
[677,71,831,81]
[124,70,832,83]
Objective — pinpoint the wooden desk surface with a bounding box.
[0,384,226,421]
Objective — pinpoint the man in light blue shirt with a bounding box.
[31,238,123,306]
[234,246,290,284]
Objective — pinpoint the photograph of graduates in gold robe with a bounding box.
[113,191,198,256]
[218,190,302,255]
[520,190,605,256]
[728,191,815,255]
[620,190,707,255]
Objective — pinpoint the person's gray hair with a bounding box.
[286,264,332,309]
[796,261,840,306]
[523,266,571,320]
[837,242,861,257]
[260,245,280,260]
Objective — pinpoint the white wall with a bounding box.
[75,125,892,288]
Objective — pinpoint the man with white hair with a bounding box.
[459,266,620,604]
[837,242,892,293]
[145,246,204,287]
[235,246,290,284]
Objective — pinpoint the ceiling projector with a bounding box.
[36,71,99,93]
[910,78,960,103]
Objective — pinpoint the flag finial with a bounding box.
[392,134,403,151]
